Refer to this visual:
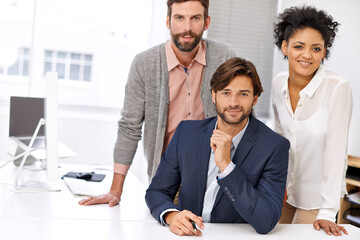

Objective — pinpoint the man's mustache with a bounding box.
[224,106,243,111]
[176,31,194,37]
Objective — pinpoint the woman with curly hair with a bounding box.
[272,6,352,236]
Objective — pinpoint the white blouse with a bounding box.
[271,66,353,222]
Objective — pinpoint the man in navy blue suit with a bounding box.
[145,57,290,236]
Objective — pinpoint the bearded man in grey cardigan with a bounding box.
[79,0,236,207]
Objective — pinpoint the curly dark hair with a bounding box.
[273,5,339,59]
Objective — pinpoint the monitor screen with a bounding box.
[9,96,45,137]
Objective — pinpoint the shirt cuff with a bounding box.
[218,162,236,179]
[160,209,180,226]
[316,208,336,222]
[113,163,130,176]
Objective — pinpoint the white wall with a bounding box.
[0,0,154,185]
[274,0,360,156]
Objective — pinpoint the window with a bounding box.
[207,0,278,118]
[0,0,152,108]
[44,50,92,81]
[0,48,30,76]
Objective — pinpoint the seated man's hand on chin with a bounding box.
[313,219,348,236]
[78,191,121,207]
[165,210,204,236]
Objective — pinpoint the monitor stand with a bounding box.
[14,118,61,192]
[12,146,38,166]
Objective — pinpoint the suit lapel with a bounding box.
[232,115,259,167]
[197,118,216,214]
[212,115,259,211]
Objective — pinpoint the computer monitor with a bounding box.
[12,72,59,188]
[9,96,45,166]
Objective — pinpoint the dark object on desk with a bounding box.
[346,166,360,181]
[62,171,105,182]
[191,220,197,231]
[77,172,93,180]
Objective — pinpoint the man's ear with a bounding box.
[166,15,170,29]
[211,90,216,104]
[252,95,259,106]
[203,16,211,31]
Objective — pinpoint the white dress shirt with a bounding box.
[271,66,353,222]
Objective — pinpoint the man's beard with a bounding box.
[171,30,203,52]
[216,103,252,125]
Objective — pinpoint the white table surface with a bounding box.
[1,162,360,240]
[0,163,154,222]
[0,218,359,240]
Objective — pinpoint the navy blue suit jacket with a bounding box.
[145,115,290,234]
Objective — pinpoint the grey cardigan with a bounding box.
[114,39,236,179]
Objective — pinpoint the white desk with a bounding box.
[0,163,153,222]
[1,163,360,240]
[1,219,359,240]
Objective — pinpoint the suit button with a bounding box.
[230,194,233,198]
[227,190,231,195]
[231,198,235,202]
[224,187,228,191]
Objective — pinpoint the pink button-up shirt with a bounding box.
[163,40,206,150]
[114,40,206,176]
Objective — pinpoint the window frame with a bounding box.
[43,50,93,82]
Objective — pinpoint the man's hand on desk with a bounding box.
[313,219,348,236]
[78,192,121,207]
[164,210,204,236]
[78,172,125,207]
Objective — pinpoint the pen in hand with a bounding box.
[190,220,197,232]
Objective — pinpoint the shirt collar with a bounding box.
[213,118,250,152]
[300,66,325,98]
[165,40,207,71]
[280,66,326,99]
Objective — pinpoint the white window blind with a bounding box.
[207,0,278,118]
